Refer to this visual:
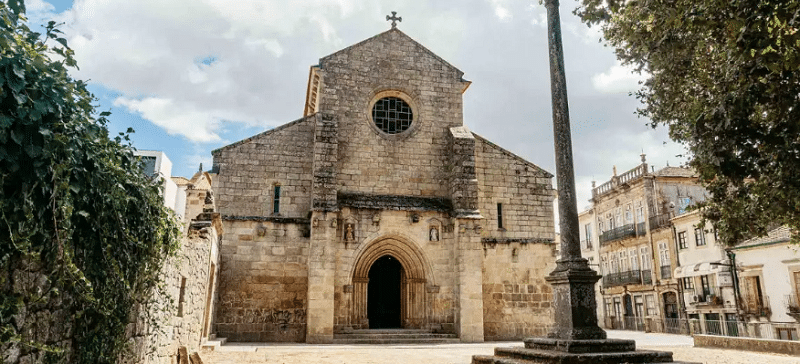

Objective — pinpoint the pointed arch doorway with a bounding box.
[368,255,403,328]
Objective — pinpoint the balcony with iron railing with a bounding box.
[599,224,636,245]
[689,287,724,306]
[741,294,771,317]
[659,265,672,280]
[603,269,652,288]
[785,294,800,317]
[648,213,671,231]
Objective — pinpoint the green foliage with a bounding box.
[576,0,800,245]
[0,2,180,363]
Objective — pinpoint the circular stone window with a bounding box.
[372,96,413,135]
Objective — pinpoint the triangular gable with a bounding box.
[473,133,553,178]
[319,28,464,77]
[211,114,316,155]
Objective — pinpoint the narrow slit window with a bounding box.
[177,276,186,317]
[497,203,504,229]
[273,185,281,214]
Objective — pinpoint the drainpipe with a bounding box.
[672,225,687,321]
[726,249,743,321]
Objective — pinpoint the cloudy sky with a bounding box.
[30,0,686,212]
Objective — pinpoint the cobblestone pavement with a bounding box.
[201,330,800,364]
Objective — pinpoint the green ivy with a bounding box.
[0,2,181,363]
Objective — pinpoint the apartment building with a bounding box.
[583,155,707,333]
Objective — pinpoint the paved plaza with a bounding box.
[201,330,800,364]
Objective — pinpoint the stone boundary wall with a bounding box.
[694,334,800,356]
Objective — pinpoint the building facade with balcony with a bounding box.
[731,226,800,336]
[585,155,707,333]
[578,208,603,326]
[671,210,738,336]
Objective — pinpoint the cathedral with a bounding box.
[209,22,557,343]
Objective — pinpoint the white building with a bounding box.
[731,226,800,326]
[134,150,185,219]
[671,210,737,335]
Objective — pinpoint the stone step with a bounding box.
[334,329,459,344]
[473,347,687,364]
[332,337,461,344]
[471,355,530,364]
[200,337,227,351]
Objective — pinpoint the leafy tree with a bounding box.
[0,2,180,363]
[576,0,800,245]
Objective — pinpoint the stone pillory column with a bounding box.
[306,113,338,343]
[474,0,695,362]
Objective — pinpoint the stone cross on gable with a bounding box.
[386,11,402,29]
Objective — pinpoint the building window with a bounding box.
[177,276,187,317]
[625,204,633,224]
[629,248,639,271]
[635,200,644,223]
[645,294,656,316]
[619,251,628,272]
[678,231,688,249]
[776,327,799,341]
[682,277,694,290]
[605,298,614,318]
[658,241,670,267]
[792,271,800,310]
[372,97,413,134]
[678,197,691,214]
[273,185,281,214]
[640,246,651,271]
[742,275,766,315]
[700,274,712,297]
[583,223,592,250]
[694,227,706,246]
[497,203,504,230]
[634,295,645,318]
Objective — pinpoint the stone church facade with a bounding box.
[210,27,557,343]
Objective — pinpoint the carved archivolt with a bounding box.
[348,235,433,329]
[351,236,430,282]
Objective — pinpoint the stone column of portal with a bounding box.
[540,0,606,341]
[448,126,484,342]
[306,113,339,343]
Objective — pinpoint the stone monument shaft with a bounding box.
[546,0,580,261]
[543,0,606,341]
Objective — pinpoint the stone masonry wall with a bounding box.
[474,135,555,240]
[317,29,468,198]
[129,223,219,364]
[214,218,310,342]
[481,241,556,341]
[211,116,315,218]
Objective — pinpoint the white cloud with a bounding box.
[592,61,648,93]
[25,0,56,29]
[488,0,512,21]
[56,0,362,144]
[114,97,223,142]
